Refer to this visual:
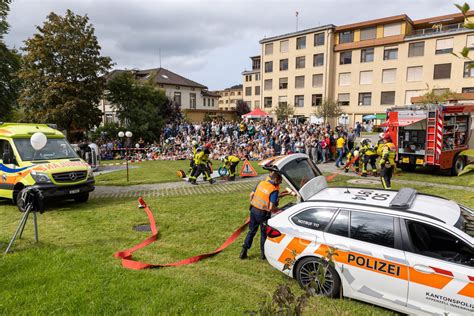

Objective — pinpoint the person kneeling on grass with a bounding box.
[221,155,240,181]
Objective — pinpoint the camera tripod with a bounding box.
[4,198,40,255]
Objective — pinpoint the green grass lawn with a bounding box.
[393,167,474,187]
[0,187,396,315]
[96,160,267,186]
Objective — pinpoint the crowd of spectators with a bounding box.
[95,119,365,165]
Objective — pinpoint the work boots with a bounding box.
[260,252,266,260]
[239,247,248,259]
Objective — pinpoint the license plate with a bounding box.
[69,189,80,194]
[416,159,424,165]
[402,157,409,163]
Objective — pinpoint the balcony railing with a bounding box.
[406,23,467,38]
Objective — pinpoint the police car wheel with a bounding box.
[295,257,340,298]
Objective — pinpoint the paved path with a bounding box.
[91,161,473,199]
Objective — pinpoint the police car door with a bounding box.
[401,219,474,315]
[323,209,409,309]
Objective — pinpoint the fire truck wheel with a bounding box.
[451,155,465,176]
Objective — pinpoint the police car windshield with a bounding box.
[13,138,79,161]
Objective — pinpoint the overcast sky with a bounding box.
[5,0,461,90]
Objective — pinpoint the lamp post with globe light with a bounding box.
[118,131,133,182]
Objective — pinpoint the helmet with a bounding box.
[379,133,385,139]
[191,140,197,146]
[384,134,392,141]
[354,150,359,157]
[204,142,212,149]
[361,138,369,145]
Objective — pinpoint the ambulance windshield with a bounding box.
[13,138,79,161]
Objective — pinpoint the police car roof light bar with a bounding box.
[389,188,417,209]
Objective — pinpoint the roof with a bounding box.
[0,123,64,138]
[201,90,220,98]
[412,10,474,27]
[336,14,411,32]
[260,24,335,44]
[105,68,207,89]
[308,187,460,226]
[242,108,270,117]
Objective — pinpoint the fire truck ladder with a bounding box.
[426,109,441,165]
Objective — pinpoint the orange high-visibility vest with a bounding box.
[250,180,279,211]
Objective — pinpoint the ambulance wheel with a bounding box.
[451,155,465,176]
[74,193,89,203]
[295,257,341,298]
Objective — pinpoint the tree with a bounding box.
[417,87,457,105]
[0,0,21,121]
[235,99,250,117]
[314,99,342,123]
[273,103,295,121]
[19,10,112,139]
[455,3,473,62]
[106,72,177,142]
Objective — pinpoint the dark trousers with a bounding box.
[243,207,271,253]
[191,163,211,181]
[229,162,239,178]
[380,165,394,189]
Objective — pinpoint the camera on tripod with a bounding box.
[4,186,45,254]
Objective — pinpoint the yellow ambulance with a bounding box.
[0,123,95,207]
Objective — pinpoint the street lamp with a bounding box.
[118,131,133,182]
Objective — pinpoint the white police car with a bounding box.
[260,154,474,315]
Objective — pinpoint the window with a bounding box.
[408,42,424,57]
[358,92,372,106]
[406,220,474,267]
[382,68,397,83]
[255,73,260,80]
[212,99,215,107]
[312,74,323,87]
[381,91,395,105]
[383,23,401,37]
[245,87,252,96]
[337,93,350,106]
[265,43,273,55]
[383,47,398,60]
[351,212,394,248]
[462,87,474,93]
[312,94,323,106]
[255,86,260,95]
[255,100,260,107]
[433,88,449,96]
[246,101,251,107]
[433,63,451,79]
[173,92,181,105]
[340,51,352,64]
[252,58,261,70]
[264,61,273,73]
[296,36,306,49]
[278,96,288,106]
[463,62,474,78]
[468,35,474,50]
[327,210,349,237]
[295,76,305,89]
[279,158,319,190]
[238,91,241,95]
[296,56,305,69]
[207,98,211,107]
[280,59,288,71]
[338,72,351,86]
[405,90,422,104]
[280,40,289,53]
[264,79,272,91]
[264,97,272,108]
[313,53,324,67]
[406,66,423,82]
[291,208,336,231]
[360,48,374,63]
[230,92,235,96]
[245,75,252,82]
[314,32,325,46]
[175,85,180,90]
[339,30,354,43]
[359,70,373,85]
[279,77,288,90]
[294,95,304,107]
[190,93,196,109]
[0,139,13,161]
[360,27,377,40]
[435,38,454,54]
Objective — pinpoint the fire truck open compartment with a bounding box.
[398,120,427,155]
[442,114,469,150]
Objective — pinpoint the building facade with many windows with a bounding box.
[242,11,474,124]
[215,84,243,110]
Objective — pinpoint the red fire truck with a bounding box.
[385,104,474,175]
